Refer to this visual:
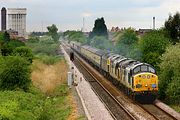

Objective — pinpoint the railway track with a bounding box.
[62,44,179,120]
[140,104,177,120]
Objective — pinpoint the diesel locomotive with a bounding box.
[68,41,158,103]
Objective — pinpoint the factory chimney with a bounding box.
[1,7,6,31]
[153,17,155,30]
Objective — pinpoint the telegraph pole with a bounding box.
[83,17,85,32]
[41,21,44,32]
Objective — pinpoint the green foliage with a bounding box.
[117,28,138,45]
[47,24,59,42]
[0,32,4,42]
[28,36,40,43]
[8,40,25,48]
[0,43,13,56]
[115,28,141,60]
[0,84,71,120]
[1,40,25,56]
[36,55,62,65]
[3,31,10,43]
[159,43,180,104]
[140,30,170,68]
[0,91,43,120]
[38,84,70,120]
[0,100,18,120]
[13,46,34,64]
[165,12,180,43]
[26,36,59,56]
[90,36,113,52]
[90,17,108,39]
[63,30,87,43]
[0,56,31,91]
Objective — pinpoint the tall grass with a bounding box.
[31,59,68,94]
[35,55,63,65]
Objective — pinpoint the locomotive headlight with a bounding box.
[152,84,156,88]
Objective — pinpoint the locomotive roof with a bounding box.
[102,53,115,59]
[120,59,137,68]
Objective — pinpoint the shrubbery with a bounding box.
[159,43,180,104]
[1,40,25,56]
[13,46,34,63]
[0,84,71,120]
[36,55,62,65]
[0,56,31,91]
[26,36,59,56]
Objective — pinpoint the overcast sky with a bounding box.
[0,0,180,32]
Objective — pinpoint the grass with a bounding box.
[0,58,79,120]
[31,59,68,94]
[35,55,63,65]
[31,59,79,120]
[169,104,180,113]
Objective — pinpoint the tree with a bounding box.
[47,24,59,42]
[115,28,140,60]
[159,43,180,104]
[90,36,113,51]
[13,46,34,64]
[90,17,108,39]
[1,40,25,56]
[140,30,170,69]
[63,31,87,43]
[0,56,31,91]
[165,12,180,43]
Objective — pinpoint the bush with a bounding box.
[26,37,59,56]
[159,43,180,104]
[0,56,31,91]
[0,84,71,120]
[13,46,34,64]
[0,91,43,120]
[36,55,62,65]
[1,40,25,56]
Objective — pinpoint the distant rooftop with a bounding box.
[7,8,27,14]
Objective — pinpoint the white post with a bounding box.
[68,72,72,88]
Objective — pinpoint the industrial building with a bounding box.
[7,8,27,37]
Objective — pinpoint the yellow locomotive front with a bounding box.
[133,73,158,92]
[132,64,158,103]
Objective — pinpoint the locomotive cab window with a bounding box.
[133,66,140,74]
[149,67,155,73]
[141,65,148,72]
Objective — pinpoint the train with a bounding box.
[68,41,158,104]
